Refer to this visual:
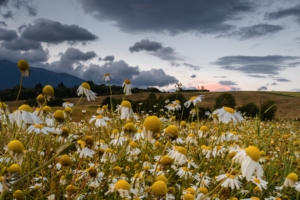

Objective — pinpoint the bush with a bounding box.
[237,102,259,118]
[214,93,237,109]
[260,100,277,121]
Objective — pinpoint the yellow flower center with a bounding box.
[124,79,131,84]
[105,148,113,153]
[245,146,261,162]
[175,146,187,155]
[182,167,188,172]
[287,173,298,182]
[18,60,29,70]
[253,178,260,184]
[124,123,135,131]
[186,187,196,195]
[113,166,122,173]
[104,73,110,76]
[13,190,24,199]
[96,115,103,119]
[224,107,235,114]
[42,106,52,112]
[198,187,208,194]
[156,175,168,183]
[251,197,260,200]
[151,181,167,196]
[143,116,161,133]
[115,180,130,190]
[121,100,132,108]
[81,82,91,90]
[160,155,174,165]
[53,110,64,119]
[59,155,72,167]
[34,124,44,129]
[188,133,195,138]
[190,96,197,100]
[8,164,22,173]
[226,173,235,179]
[200,125,208,132]
[165,125,179,137]
[18,104,32,112]
[7,140,24,153]
[42,85,54,96]
[64,107,72,113]
[129,141,138,148]
[66,184,79,192]
[183,194,194,200]
[180,121,187,127]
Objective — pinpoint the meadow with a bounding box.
[1,81,300,199]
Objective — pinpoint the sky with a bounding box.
[1,0,300,92]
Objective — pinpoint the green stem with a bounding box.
[70,93,84,115]
[15,75,23,110]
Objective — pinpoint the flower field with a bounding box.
[0,60,300,199]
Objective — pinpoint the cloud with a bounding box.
[131,68,178,87]
[79,0,255,35]
[183,63,201,70]
[0,47,49,63]
[2,37,42,51]
[0,21,7,27]
[257,86,267,91]
[191,74,196,78]
[247,75,267,78]
[220,24,284,40]
[21,18,98,44]
[219,80,237,85]
[0,28,18,41]
[47,47,97,74]
[149,47,181,61]
[129,39,162,52]
[0,0,37,18]
[18,24,27,33]
[271,82,277,85]
[230,87,241,91]
[265,4,300,24]
[274,78,290,82]
[103,55,115,61]
[214,76,227,78]
[214,55,300,75]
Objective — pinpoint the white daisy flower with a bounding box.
[215,173,241,190]
[11,104,42,127]
[122,79,132,96]
[62,102,74,108]
[103,73,113,82]
[115,101,133,120]
[184,95,204,108]
[79,147,95,158]
[177,167,192,179]
[77,82,97,101]
[212,106,244,125]
[250,176,268,191]
[27,124,53,135]
[89,115,110,127]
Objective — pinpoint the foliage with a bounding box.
[237,102,260,118]
[260,99,277,121]
[214,93,237,109]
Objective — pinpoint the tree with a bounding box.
[260,100,277,121]
[214,93,237,109]
[237,102,259,118]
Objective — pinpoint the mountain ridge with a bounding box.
[0,59,86,90]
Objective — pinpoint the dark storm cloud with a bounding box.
[0,0,8,6]
[247,75,267,78]
[2,37,42,51]
[21,18,98,44]
[131,68,178,87]
[266,4,300,24]
[0,28,18,41]
[149,47,181,61]
[129,39,162,52]
[230,87,240,91]
[79,0,255,35]
[274,78,290,82]
[103,55,115,61]
[221,24,284,40]
[81,61,140,85]
[0,0,36,18]
[0,47,49,63]
[214,55,300,75]
[18,24,27,33]
[257,86,267,91]
[191,74,196,78]
[183,63,201,70]
[2,11,13,19]
[0,21,7,27]
[48,47,97,74]
[219,80,237,85]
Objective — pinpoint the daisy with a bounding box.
[79,147,95,159]
[115,101,133,120]
[77,82,97,101]
[122,79,132,96]
[283,172,298,187]
[62,102,74,108]
[167,146,187,165]
[103,73,113,82]
[10,104,42,127]
[177,167,193,179]
[184,95,204,108]
[212,106,244,125]
[101,148,116,163]
[233,146,264,181]
[89,115,110,127]
[18,59,30,77]
[250,176,268,191]
[27,124,53,135]
[215,173,242,190]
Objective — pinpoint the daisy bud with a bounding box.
[159,155,173,166]
[198,187,208,194]
[7,140,24,153]
[115,180,130,190]
[61,127,69,138]
[183,194,194,200]
[42,105,52,113]
[180,120,187,128]
[151,181,167,196]
[36,94,46,106]
[113,166,122,174]
[164,125,179,140]
[18,60,30,76]
[124,123,135,133]
[156,175,167,183]
[59,155,72,167]
[8,164,22,174]
[42,85,54,100]
[13,190,24,200]
[168,187,176,194]
[84,136,94,147]
[200,125,209,132]
[53,110,65,123]
[18,104,32,112]
[66,184,79,192]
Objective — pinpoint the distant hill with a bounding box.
[0,59,86,90]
